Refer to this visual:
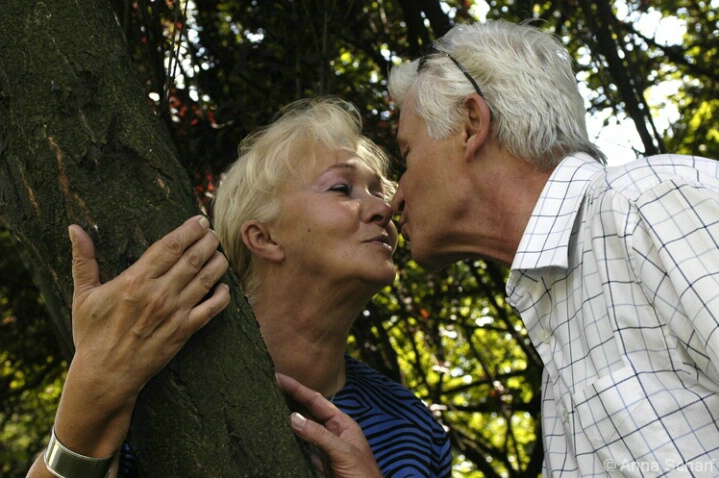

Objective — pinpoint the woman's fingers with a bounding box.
[186,280,231,331]
[277,373,339,422]
[141,215,215,279]
[69,224,101,300]
[173,234,229,306]
[141,217,229,315]
[277,374,383,478]
[70,216,230,362]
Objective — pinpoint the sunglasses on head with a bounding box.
[417,43,485,99]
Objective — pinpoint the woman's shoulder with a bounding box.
[344,356,411,393]
[341,356,440,424]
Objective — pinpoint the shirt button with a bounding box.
[562,409,569,422]
[542,330,552,344]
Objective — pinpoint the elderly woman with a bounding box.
[28,97,451,478]
[213,97,451,477]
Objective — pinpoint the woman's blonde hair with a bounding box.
[213,97,394,298]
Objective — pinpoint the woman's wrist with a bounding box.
[52,362,136,459]
[44,427,117,478]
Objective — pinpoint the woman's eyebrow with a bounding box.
[321,162,384,188]
[324,162,357,173]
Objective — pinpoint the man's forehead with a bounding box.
[395,119,408,152]
[396,112,404,136]
[395,101,418,144]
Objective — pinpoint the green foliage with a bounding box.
[553,0,719,159]
[2,1,717,476]
[352,242,543,477]
[0,229,66,477]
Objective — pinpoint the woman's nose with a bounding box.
[367,196,394,227]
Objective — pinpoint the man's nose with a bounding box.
[391,183,405,214]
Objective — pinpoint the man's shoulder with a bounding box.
[591,154,719,200]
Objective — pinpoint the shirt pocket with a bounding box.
[572,366,657,460]
[572,366,719,477]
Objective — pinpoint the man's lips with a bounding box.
[397,219,410,241]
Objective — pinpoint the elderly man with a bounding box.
[283,20,719,477]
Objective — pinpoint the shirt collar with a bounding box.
[511,153,605,271]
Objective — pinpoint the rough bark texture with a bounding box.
[0,1,313,476]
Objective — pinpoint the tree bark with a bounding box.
[0,1,313,476]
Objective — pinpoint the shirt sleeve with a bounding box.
[633,178,719,385]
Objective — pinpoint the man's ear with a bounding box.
[241,220,284,262]
[463,94,491,162]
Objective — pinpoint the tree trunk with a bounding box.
[0,1,313,476]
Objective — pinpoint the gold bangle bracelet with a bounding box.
[43,428,116,478]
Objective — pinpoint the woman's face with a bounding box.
[272,145,398,289]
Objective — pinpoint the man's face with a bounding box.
[392,93,466,270]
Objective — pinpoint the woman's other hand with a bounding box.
[277,373,383,478]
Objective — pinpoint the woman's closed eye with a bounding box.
[329,183,351,194]
[372,189,388,200]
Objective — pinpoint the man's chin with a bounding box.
[407,244,452,272]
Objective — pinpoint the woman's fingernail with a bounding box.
[68,226,77,246]
[199,216,210,229]
[291,412,307,430]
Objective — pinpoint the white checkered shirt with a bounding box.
[507,153,719,477]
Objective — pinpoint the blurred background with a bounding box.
[1,1,717,476]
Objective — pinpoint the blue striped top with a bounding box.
[333,355,452,477]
